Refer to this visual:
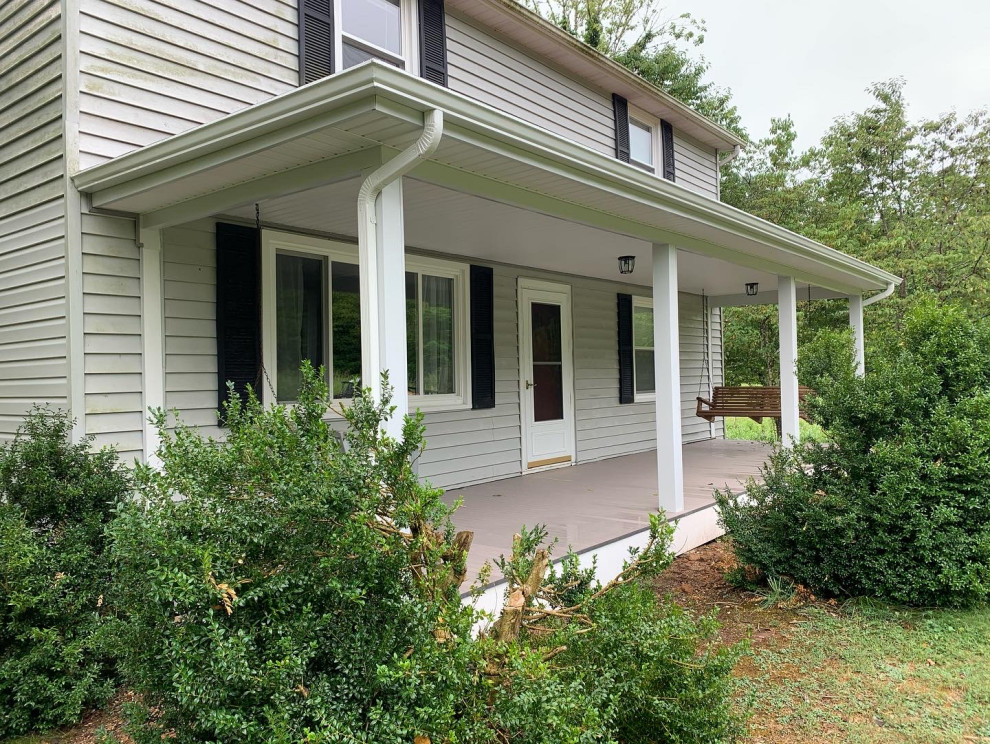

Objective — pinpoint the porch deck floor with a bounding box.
[444,439,771,582]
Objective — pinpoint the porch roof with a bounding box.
[73,62,899,296]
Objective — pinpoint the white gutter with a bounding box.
[357,108,444,403]
[863,281,898,306]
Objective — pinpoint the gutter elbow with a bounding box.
[862,281,898,307]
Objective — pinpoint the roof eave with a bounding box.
[73,63,895,292]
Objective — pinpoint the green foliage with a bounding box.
[722,80,990,388]
[797,326,857,390]
[0,409,130,737]
[717,304,990,607]
[485,521,742,743]
[110,365,741,742]
[110,367,487,743]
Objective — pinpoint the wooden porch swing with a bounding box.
[695,386,814,424]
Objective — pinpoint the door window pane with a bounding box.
[342,0,401,53]
[531,302,564,422]
[276,253,325,401]
[531,303,562,363]
[331,262,361,398]
[629,118,654,170]
[422,275,454,395]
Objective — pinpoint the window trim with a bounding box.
[334,0,420,74]
[628,106,663,177]
[260,230,470,412]
[632,296,656,403]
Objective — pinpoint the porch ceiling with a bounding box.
[74,62,899,296]
[223,176,789,296]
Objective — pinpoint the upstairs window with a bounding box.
[341,0,404,68]
[629,118,655,172]
[628,108,662,175]
[338,0,417,72]
[301,0,449,86]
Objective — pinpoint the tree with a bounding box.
[721,80,990,384]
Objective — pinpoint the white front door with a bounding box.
[518,279,575,470]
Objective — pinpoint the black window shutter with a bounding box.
[617,293,634,404]
[419,0,448,86]
[216,223,263,417]
[470,265,495,409]
[299,0,334,85]
[612,94,630,162]
[660,119,676,181]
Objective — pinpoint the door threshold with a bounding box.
[527,455,572,469]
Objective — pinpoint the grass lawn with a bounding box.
[657,542,990,744]
[724,417,827,443]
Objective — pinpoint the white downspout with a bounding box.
[357,109,444,405]
[862,281,898,307]
[716,144,742,200]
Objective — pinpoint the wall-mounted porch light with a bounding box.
[618,255,636,275]
[745,282,759,296]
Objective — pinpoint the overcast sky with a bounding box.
[666,0,990,149]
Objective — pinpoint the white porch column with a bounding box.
[358,178,409,437]
[139,227,165,464]
[653,243,684,515]
[848,293,865,377]
[777,275,800,445]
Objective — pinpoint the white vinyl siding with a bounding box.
[81,213,144,459]
[672,130,719,199]
[0,0,68,438]
[77,0,299,170]
[148,222,721,487]
[445,13,615,157]
[162,220,223,439]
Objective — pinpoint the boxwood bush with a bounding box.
[111,366,740,743]
[717,304,990,607]
[0,409,130,737]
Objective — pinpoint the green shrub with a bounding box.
[110,369,487,743]
[0,409,130,737]
[797,326,857,390]
[111,366,740,742]
[717,304,990,607]
[479,525,741,743]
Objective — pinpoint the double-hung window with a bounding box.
[262,232,469,409]
[338,0,418,72]
[632,297,655,399]
[628,108,661,175]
